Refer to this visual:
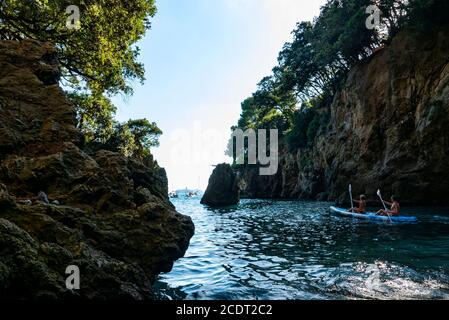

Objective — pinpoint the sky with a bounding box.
[113,0,326,191]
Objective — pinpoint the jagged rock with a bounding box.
[37,191,49,204]
[17,199,32,206]
[0,40,194,299]
[201,163,239,207]
[135,186,158,207]
[0,184,16,210]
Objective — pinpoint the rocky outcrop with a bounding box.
[0,40,194,299]
[201,163,239,207]
[237,26,449,205]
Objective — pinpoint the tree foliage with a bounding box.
[0,0,162,158]
[101,119,162,159]
[126,119,162,156]
[230,0,447,154]
[0,0,156,95]
[68,92,116,143]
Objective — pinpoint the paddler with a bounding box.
[377,196,400,216]
[348,195,367,213]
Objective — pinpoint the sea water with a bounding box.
[155,197,449,300]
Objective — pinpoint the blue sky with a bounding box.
[113,0,326,191]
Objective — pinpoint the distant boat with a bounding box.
[172,189,203,198]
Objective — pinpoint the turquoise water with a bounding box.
[155,198,449,300]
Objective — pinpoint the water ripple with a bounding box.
[155,199,449,300]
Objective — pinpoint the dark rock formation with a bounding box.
[0,40,194,299]
[237,26,449,205]
[201,163,239,207]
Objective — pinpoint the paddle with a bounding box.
[377,189,392,223]
[349,184,354,211]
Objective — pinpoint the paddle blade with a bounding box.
[349,184,352,193]
[377,189,381,197]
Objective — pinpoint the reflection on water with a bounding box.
[155,198,449,300]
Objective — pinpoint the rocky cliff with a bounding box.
[201,163,239,207]
[237,27,449,206]
[0,40,194,299]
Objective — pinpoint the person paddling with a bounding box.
[377,196,400,216]
[348,195,367,213]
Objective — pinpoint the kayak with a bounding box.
[329,206,418,222]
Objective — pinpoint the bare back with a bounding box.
[359,200,367,212]
[391,201,400,215]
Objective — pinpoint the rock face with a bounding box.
[0,40,194,299]
[237,26,449,205]
[201,163,239,207]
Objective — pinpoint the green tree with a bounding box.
[402,0,449,33]
[67,92,116,143]
[277,21,325,100]
[127,119,162,158]
[0,0,159,151]
[105,119,162,159]
[232,0,447,154]
[285,107,317,150]
[0,0,156,95]
[111,123,137,158]
[237,97,259,129]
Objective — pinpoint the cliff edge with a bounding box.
[201,163,239,207]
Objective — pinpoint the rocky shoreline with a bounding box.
[201,164,239,207]
[0,40,194,299]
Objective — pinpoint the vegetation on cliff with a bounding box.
[230,0,449,155]
[0,0,161,159]
[231,0,449,204]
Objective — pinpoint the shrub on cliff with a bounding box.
[286,108,317,150]
[285,105,330,151]
[110,119,162,159]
